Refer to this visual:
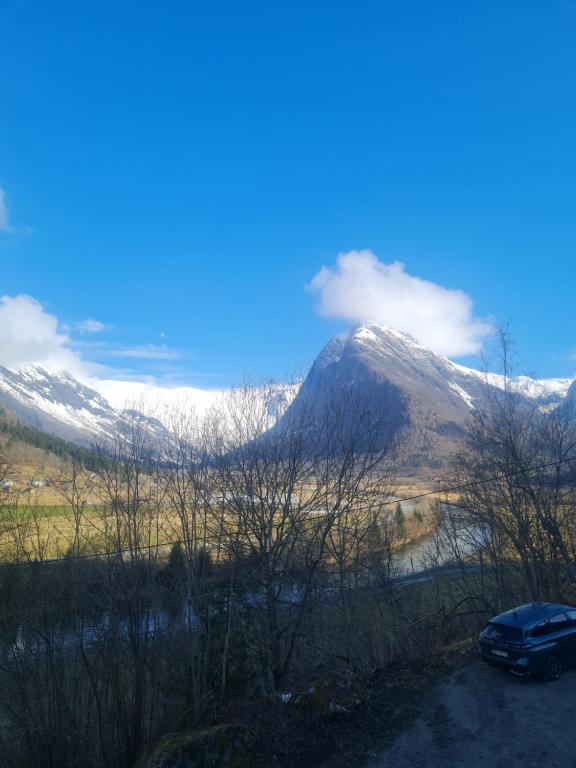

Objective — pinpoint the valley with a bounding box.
[0,323,574,768]
[0,322,571,564]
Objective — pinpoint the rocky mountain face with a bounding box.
[274,325,573,475]
[559,379,576,417]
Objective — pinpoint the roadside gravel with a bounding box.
[367,662,576,768]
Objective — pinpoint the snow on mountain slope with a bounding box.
[0,365,125,444]
[451,362,572,404]
[91,379,300,422]
[91,379,225,417]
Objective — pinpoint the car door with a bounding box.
[535,613,572,662]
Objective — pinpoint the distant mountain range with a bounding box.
[0,365,297,446]
[0,324,573,472]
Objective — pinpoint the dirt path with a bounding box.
[367,662,576,768]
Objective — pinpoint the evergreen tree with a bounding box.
[394,502,406,538]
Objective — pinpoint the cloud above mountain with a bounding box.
[0,295,86,375]
[307,250,490,357]
[0,295,185,379]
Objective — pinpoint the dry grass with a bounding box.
[0,495,437,564]
[0,456,443,562]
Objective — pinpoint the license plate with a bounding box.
[492,649,508,658]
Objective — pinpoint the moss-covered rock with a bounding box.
[140,724,254,768]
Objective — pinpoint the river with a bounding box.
[395,507,489,576]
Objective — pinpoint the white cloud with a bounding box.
[0,294,194,387]
[77,318,111,334]
[106,344,184,360]
[0,187,14,233]
[0,295,187,379]
[0,295,86,375]
[307,250,490,357]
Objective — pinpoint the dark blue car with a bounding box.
[479,602,576,680]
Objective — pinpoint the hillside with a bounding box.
[0,406,99,501]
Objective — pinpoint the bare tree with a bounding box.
[439,329,576,608]
[207,378,400,690]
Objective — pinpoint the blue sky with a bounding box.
[1,0,575,385]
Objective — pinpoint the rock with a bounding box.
[288,668,369,718]
[140,724,254,768]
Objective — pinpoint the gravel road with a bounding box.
[367,661,576,768]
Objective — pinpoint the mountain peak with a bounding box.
[350,323,430,351]
[317,323,442,373]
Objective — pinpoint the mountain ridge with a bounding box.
[0,325,572,459]
[273,324,574,473]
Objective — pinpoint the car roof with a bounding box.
[491,602,574,629]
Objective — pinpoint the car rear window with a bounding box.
[483,622,524,642]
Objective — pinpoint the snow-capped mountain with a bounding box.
[274,324,574,473]
[90,379,300,425]
[294,323,571,414]
[0,364,126,444]
[450,363,572,406]
[91,379,225,418]
[0,326,572,463]
[0,366,298,447]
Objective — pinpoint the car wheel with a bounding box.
[544,654,563,681]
